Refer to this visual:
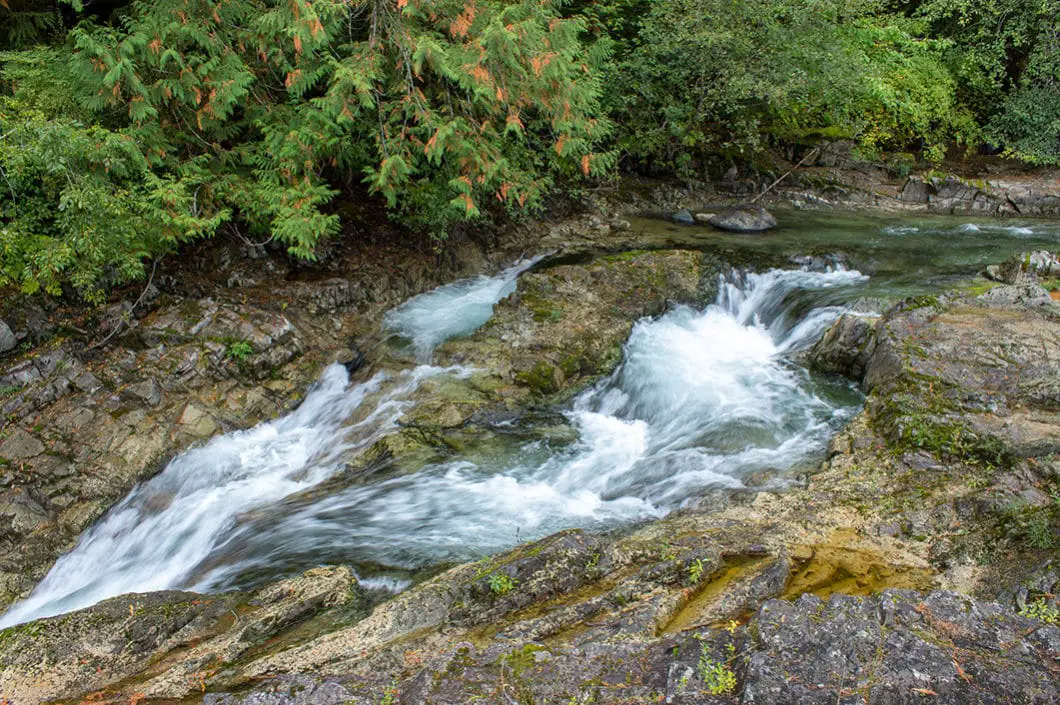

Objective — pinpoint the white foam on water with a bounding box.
[0,364,475,627]
[883,222,1046,239]
[384,256,543,358]
[164,267,867,586]
[2,263,867,626]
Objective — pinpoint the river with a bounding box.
[2,211,1057,627]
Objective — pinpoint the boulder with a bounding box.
[671,208,695,225]
[0,321,15,354]
[707,205,777,233]
[807,313,877,378]
[334,346,365,374]
[789,252,847,272]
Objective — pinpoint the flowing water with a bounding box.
[3,211,1058,627]
[383,256,542,358]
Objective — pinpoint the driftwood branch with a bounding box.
[751,147,821,203]
[88,258,159,351]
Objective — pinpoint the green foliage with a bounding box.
[0,48,217,301]
[997,499,1056,550]
[983,16,1059,165]
[687,557,705,585]
[487,572,517,595]
[917,0,1058,164]
[697,644,736,695]
[605,0,975,171]
[0,0,80,50]
[1019,597,1059,625]
[225,341,254,362]
[1,0,612,298]
[378,683,399,705]
[0,0,1056,301]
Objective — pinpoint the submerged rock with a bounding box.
[807,313,877,378]
[707,205,777,232]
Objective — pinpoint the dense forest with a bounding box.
[0,0,1057,300]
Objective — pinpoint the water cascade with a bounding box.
[1,263,866,627]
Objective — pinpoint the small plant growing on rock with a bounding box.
[1019,598,1059,625]
[998,500,1055,550]
[378,684,399,705]
[488,572,517,596]
[698,644,736,695]
[225,341,254,363]
[687,558,706,585]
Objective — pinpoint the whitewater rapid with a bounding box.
[383,256,542,356]
[1,262,866,627]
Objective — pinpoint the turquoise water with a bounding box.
[629,209,1060,299]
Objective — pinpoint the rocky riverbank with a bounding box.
[0,224,551,610]
[1,234,1057,703]
[579,153,1060,221]
[1,168,1059,703]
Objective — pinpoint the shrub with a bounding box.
[604,0,976,171]
[1,0,613,299]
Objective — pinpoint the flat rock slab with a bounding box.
[196,590,1058,705]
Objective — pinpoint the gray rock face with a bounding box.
[814,140,858,167]
[898,175,1060,216]
[204,678,355,705]
[0,429,45,460]
[120,379,163,407]
[745,590,1058,705]
[0,321,15,354]
[707,206,778,232]
[862,284,1060,458]
[808,313,877,379]
[97,588,1059,705]
[0,567,356,703]
[977,282,1053,306]
[900,176,932,203]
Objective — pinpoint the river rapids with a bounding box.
[1,261,867,627]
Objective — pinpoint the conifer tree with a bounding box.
[1,0,613,297]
